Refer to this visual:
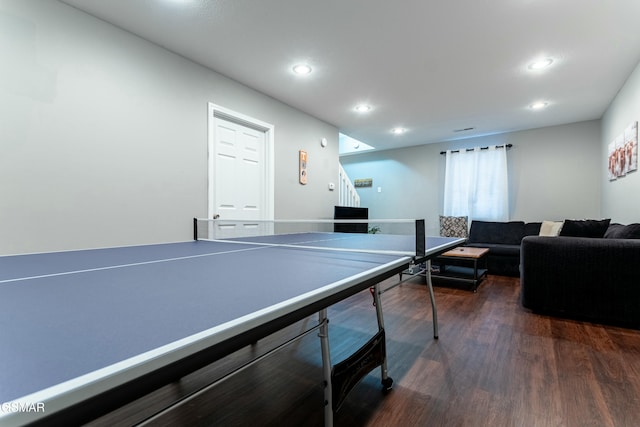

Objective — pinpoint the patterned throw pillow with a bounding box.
[439,215,469,238]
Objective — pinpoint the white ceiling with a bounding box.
[60,0,640,152]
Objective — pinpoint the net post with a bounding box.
[415,219,425,257]
[193,218,198,241]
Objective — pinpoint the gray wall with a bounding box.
[0,0,339,255]
[601,60,640,223]
[341,120,602,236]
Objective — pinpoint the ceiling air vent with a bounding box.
[453,127,475,133]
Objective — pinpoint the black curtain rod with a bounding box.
[440,144,512,155]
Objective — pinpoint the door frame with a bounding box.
[207,102,275,221]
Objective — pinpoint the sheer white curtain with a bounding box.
[443,146,509,221]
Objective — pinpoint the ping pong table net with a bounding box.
[193,218,426,258]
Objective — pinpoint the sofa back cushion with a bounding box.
[468,221,525,245]
[524,222,542,236]
[604,223,640,239]
[560,219,611,238]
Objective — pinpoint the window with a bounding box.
[443,146,509,221]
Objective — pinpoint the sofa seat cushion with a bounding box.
[466,242,520,257]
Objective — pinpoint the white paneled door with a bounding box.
[208,104,274,238]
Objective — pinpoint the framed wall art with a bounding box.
[299,150,308,185]
[608,121,638,181]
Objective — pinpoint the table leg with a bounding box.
[473,258,478,292]
[318,309,333,427]
[372,283,392,390]
[425,260,439,339]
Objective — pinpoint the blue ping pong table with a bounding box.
[0,226,464,426]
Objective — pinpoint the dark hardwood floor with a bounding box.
[89,275,640,427]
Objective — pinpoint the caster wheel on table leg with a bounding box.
[381,377,393,394]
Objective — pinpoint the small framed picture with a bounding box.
[299,150,308,185]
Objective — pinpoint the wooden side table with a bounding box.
[431,247,489,291]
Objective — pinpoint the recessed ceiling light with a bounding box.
[354,104,372,113]
[528,58,554,70]
[530,101,549,110]
[391,127,406,135]
[292,64,312,75]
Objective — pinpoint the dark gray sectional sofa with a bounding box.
[465,220,541,276]
[463,218,640,326]
[520,222,640,327]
